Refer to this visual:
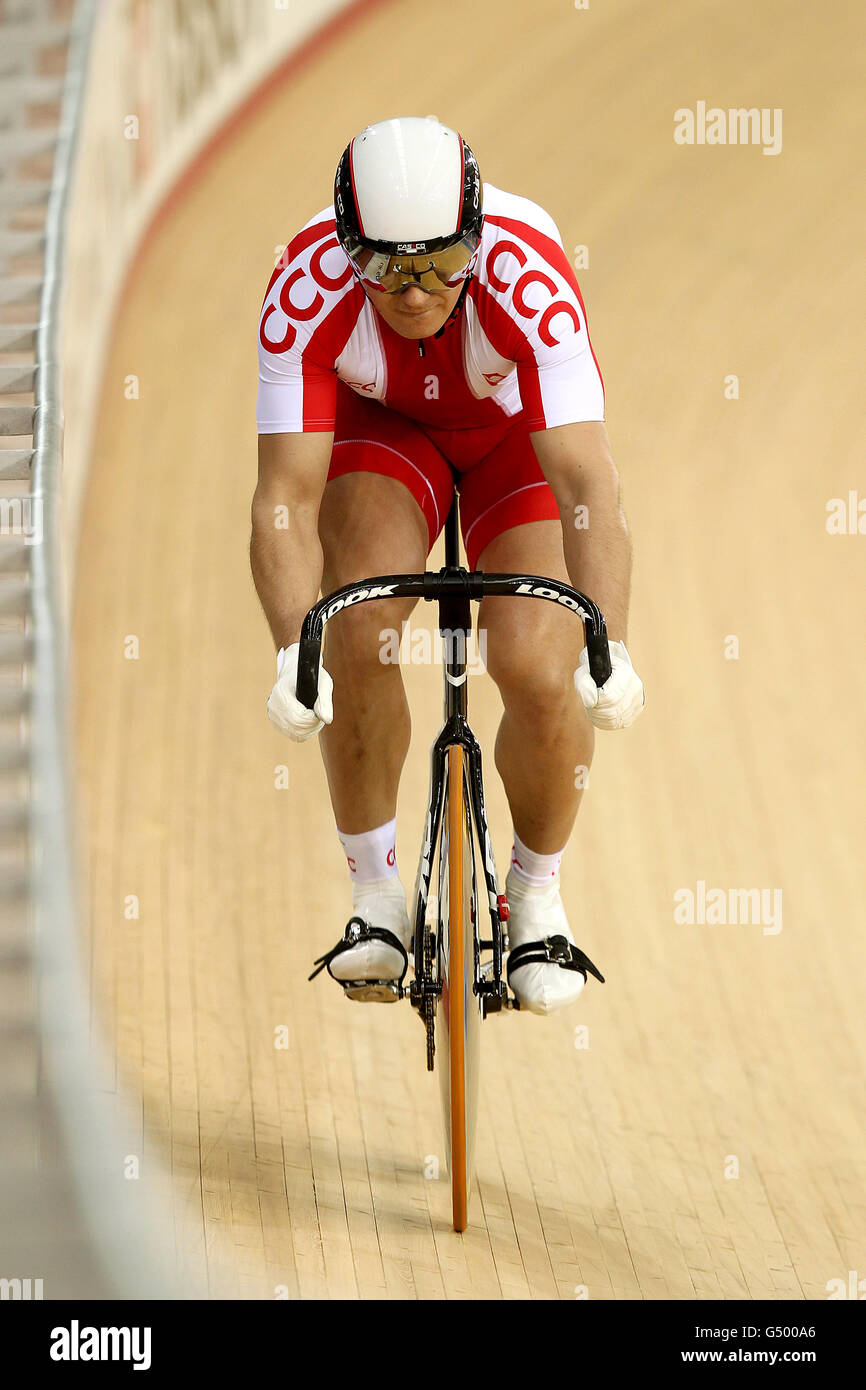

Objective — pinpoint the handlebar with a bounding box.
[295,568,612,709]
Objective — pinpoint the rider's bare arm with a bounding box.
[530,421,632,644]
[250,431,333,649]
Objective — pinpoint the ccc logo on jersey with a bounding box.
[260,236,353,353]
[485,240,581,347]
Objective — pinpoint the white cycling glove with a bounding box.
[267,642,334,742]
[574,639,645,730]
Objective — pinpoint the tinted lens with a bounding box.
[351,231,479,293]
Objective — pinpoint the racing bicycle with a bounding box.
[299,489,610,1231]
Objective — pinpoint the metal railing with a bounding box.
[0,0,173,1300]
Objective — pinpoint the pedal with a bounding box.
[309,916,411,998]
[342,980,403,1004]
[480,984,507,1017]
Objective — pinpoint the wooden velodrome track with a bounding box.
[71,0,865,1299]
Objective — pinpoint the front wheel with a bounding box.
[438,744,481,1231]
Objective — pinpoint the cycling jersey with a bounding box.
[257,183,604,436]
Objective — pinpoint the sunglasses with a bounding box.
[347,228,481,294]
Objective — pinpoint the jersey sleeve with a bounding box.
[511,232,605,430]
[515,298,605,431]
[257,331,337,434]
[477,193,606,431]
[256,216,361,434]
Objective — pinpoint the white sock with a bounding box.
[509,831,566,888]
[337,818,398,885]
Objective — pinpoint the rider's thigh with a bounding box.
[477,520,583,703]
[319,471,428,665]
[319,470,428,585]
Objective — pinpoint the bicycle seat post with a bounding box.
[444,482,461,572]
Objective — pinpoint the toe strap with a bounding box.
[507,934,605,986]
[309,916,410,986]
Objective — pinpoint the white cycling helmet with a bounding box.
[334,115,483,293]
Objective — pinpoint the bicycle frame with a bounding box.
[406,499,511,1042]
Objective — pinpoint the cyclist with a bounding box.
[251,116,644,1015]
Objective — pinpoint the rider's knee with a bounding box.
[484,624,579,717]
[327,598,412,674]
